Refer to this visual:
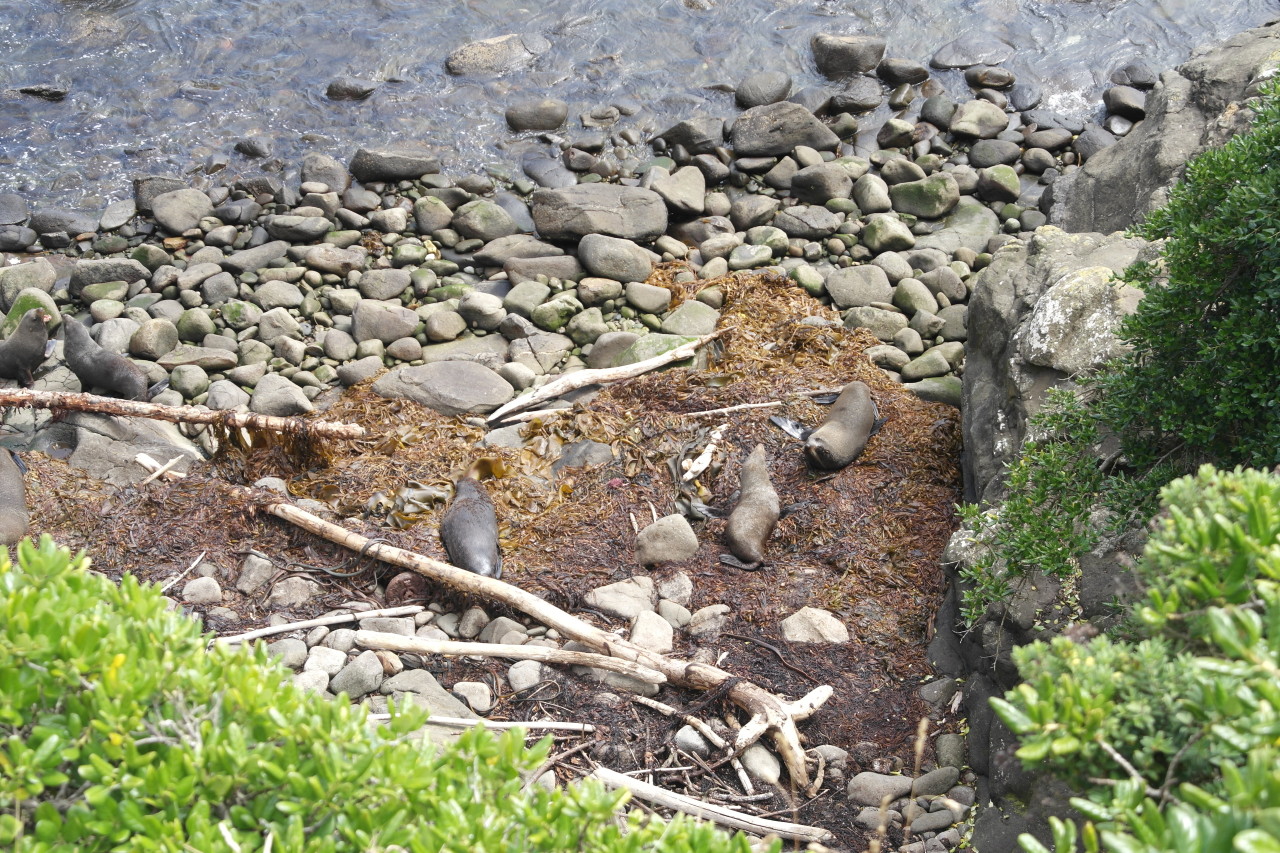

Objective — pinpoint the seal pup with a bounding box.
[63,318,149,401]
[0,309,50,384]
[440,476,502,579]
[0,449,29,546]
[720,444,781,571]
[804,380,882,471]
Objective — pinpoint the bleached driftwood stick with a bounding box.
[0,388,365,439]
[486,330,723,423]
[216,605,425,645]
[366,713,596,733]
[680,401,783,419]
[355,630,667,684]
[590,766,833,844]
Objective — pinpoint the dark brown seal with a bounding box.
[721,444,780,571]
[63,317,149,400]
[805,380,878,470]
[440,477,502,579]
[0,309,50,384]
[0,449,29,546]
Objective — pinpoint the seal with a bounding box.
[440,476,502,579]
[63,318,149,400]
[0,309,51,384]
[804,380,880,471]
[0,449,29,546]
[720,444,780,571]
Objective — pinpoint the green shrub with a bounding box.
[0,536,760,852]
[991,466,1280,853]
[954,388,1160,626]
[1096,80,1280,469]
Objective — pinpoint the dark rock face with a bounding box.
[348,147,441,183]
[1050,20,1280,233]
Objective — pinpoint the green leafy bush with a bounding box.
[954,388,1160,626]
[992,466,1280,853]
[0,536,760,852]
[1096,80,1280,469]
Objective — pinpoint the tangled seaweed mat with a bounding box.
[28,270,963,848]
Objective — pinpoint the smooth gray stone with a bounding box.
[151,189,213,234]
[731,101,840,156]
[348,147,440,183]
[736,71,792,108]
[372,361,514,416]
[445,32,550,76]
[531,184,667,242]
[505,97,568,131]
[0,192,28,225]
[811,33,886,76]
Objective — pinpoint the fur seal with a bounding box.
[440,477,502,579]
[63,318,149,400]
[804,380,880,471]
[0,449,29,546]
[0,309,50,384]
[720,444,780,571]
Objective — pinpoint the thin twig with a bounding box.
[522,739,601,792]
[215,605,424,645]
[140,454,186,486]
[366,713,595,733]
[631,694,755,795]
[680,401,784,418]
[161,550,208,594]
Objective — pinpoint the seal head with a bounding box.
[440,477,503,579]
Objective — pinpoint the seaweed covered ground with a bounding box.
[25,270,964,849]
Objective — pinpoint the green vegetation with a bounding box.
[956,80,1280,627]
[992,466,1280,853]
[953,81,1280,853]
[0,536,759,852]
[1094,81,1280,470]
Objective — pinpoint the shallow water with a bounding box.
[1,0,1276,206]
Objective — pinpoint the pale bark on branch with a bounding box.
[354,630,668,684]
[485,330,723,424]
[590,766,834,844]
[0,388,366,439]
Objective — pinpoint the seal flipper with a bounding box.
[718,553,764,571]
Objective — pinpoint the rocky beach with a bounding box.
[4,11,1280,852]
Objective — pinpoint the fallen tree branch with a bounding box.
[589,766,833,844]
[265,499,831,795]
[0,388,366,439]
[134,452,831,795]
[486,330,724,424]
[217,605,425,645]
[354,630,668,684]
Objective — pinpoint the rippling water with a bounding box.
[1,0,1276,206]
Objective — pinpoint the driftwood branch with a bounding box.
[354,630,668,684]
[134,452,831,796]
[486,330,723,424]
[590,766,834,844]
[264,500,831,795]
[0,388,366,439]
[217,605,425,645]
